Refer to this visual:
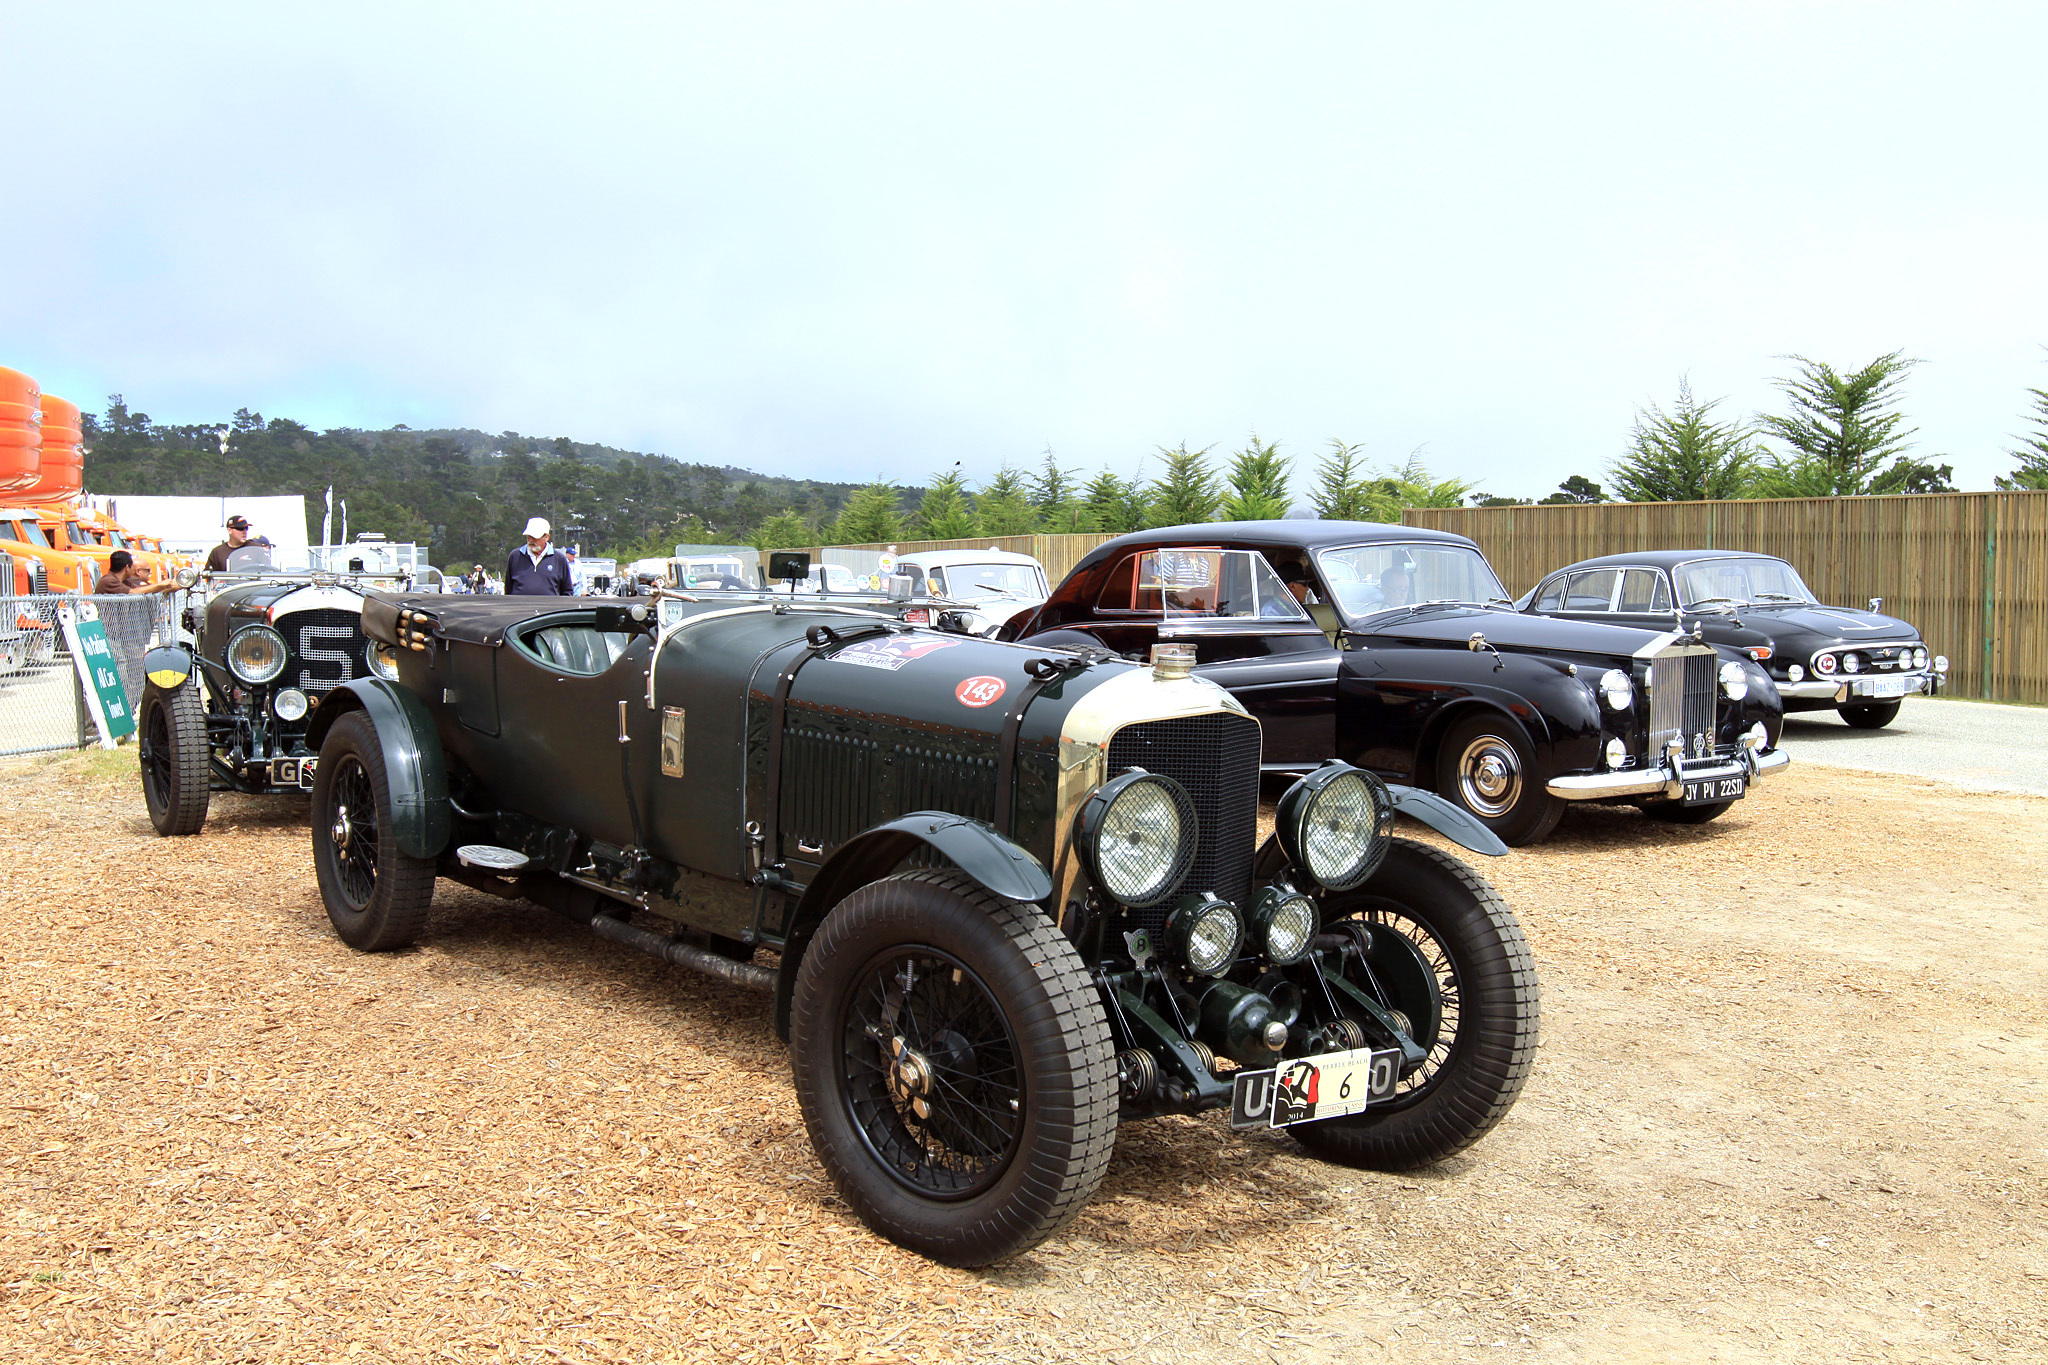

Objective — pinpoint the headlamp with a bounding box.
[1165,893,1244,977]
[1074,769,1197,908]
[1247,885,1318,966]
[1275,762,1393,893]
[226,625,288,684]
[1598,668,1633,711]
[1719,660,1750,701]
[368,641,401,681]
[272,688,309,722]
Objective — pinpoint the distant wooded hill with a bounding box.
[78,397,900,569]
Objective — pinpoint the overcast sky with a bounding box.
[5,2,2045,497]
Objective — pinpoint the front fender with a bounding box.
[305,679,450,861]
[771,813,1054,1039]
[143,643,195,690]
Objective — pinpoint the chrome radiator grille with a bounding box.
[1107,710,1262,933]
[278,608,368,693]
[1649,650,1718,755]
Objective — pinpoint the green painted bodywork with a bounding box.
[305,678,451,860]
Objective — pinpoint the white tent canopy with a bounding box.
[91,495,310,555]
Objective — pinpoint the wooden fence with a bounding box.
[1405,492,2048,704]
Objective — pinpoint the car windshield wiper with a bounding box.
[1752,592,1802,602]
[1685,596,1744,611]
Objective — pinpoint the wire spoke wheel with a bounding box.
[1351,903,1461,1107]
[137,679,209,836]
[311,710,436,952]
[840,947,1023,1199]
[1290,838,1539,1170]
[327,754,380,910]
[791,869,1115,1266]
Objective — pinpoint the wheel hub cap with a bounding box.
[1458,738,1522,817]
[885,1037,935,1120]
[332,805,352,850]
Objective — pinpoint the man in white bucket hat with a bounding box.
[505,515,573,596]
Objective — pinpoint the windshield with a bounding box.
[804,565,864,593]
[224,544,315,573]
[1315,542,1508,619]
[1674,557,1817,607]
[8,520,52,548]
[931,562,1047,601]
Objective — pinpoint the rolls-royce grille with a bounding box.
[1108,711,1262,932]
[278,608,368,694]
[1649,651,1718,756]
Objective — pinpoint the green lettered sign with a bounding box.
[61,602,137,747]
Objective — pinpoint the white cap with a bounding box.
[523,516,551,538]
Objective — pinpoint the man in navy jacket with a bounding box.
[506,516,574,596]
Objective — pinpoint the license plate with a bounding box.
[1228,1046,1402,1130]
[1682,774,1746,805]
[1859,675,1908,698]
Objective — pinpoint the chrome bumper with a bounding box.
[1780,664,1945,702]
[1547,745,1790,802]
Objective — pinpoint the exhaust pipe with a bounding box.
[589,913,775,992]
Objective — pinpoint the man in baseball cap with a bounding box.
[505,515,572,596]
[205,515,253,572]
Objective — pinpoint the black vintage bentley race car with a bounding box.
[1519,550,1947,730]
[298,577,1539,1266]
[137,545,408,835]
[1001,521,1791,844]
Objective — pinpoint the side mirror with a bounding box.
[885,573,913,602]
[1868,597,1883,613]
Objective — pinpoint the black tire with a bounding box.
[1292,837,1539,1169]
[790,869,1116,1267]
[311,711,436,951]
[1435,712,1565,846]
[1644,799,1733,825]
[138,681,210,836]
[1839,700,1902,729]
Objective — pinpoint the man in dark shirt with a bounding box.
[204,515,252,571]
[505,517,573,596]
[95,550,176,595]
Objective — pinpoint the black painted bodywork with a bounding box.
[1005,520,1784,794]
[1518,549,1939,714]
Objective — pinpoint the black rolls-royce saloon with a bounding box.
[297,582,1539,1266]
[1001,521,1789,845]
[1519,550,1946,730]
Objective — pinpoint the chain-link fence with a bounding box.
[0,591,182,757]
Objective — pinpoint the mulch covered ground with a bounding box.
[3,746,2044,1364]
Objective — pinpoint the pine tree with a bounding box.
[1219,434,1292,520]
[826,481,904,544]
[1997,366,2048,491]
[913,465,980,538]
[1610,379,1760,502]
[1364,453,1477,521]
[1309,440,1376,520]
[974,466,1041,536]
[1145,442,1221,527]
[1079,469,1148,534]
[750,509,814,551]
[1755,352,1926,496]
[1541,475,1606,505]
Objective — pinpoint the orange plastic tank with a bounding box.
[19,392,81,501]
[0,366,38,494]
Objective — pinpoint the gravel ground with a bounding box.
[1779,696,2048,796]
[2,747,2043,1364]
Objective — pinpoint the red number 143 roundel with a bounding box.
[956,675,1007,708]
